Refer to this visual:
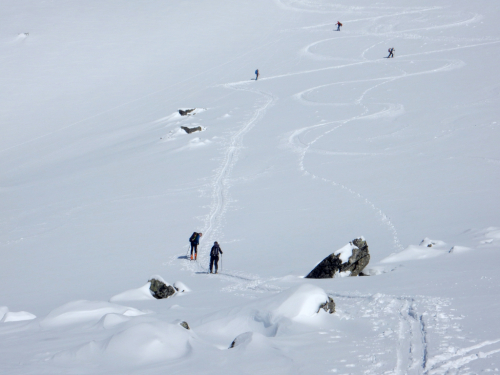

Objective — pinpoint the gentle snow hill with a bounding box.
[1,0,500,374]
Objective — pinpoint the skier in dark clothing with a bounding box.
[189,232,202,260]
[209,241,223,274]
[336,21,342,31]
[255,69,259,80]
[387,48,395,58]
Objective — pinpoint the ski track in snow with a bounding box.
[174,2,500,373]
[328,292,500,375]
[283,3,500,374]
[202,2,500,373]
[184,84,276,279]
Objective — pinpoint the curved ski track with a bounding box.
[184,2,500,373]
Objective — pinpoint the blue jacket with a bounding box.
[193,233,201,245]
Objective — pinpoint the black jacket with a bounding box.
[210,244,223,257]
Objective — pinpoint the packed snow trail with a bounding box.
[186,86,276,274]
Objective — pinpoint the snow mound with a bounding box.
[266,284,330,322]
[53,322,194,366]
[381,238,450,263]
[109,282,155,302]
[173,137,211,152]
[484,227,500,240]
[0,306,36,322]
[198,284,331,341]
[469,227,500,245]
[99,313,131,329]
[40,300,148,329]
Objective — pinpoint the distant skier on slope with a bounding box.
[209,241,223,274]
[336,21,342,31]
[255,69,259,80]
[189,232,202,260]
[387,47,395,58]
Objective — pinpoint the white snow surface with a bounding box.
[1,0,500,374]
[109,282,156,302]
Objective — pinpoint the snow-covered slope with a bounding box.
[1,0,500,374]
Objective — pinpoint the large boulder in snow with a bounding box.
[149,278,176,299]
[305,238,370,279]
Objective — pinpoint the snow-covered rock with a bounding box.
[149,277,176,299]
[305,238,370,278]
[381,238,450,263]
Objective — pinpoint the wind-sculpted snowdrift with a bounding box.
[52,321,200,366]
[40,300,149,329]
[47,284,334,368]
[196,284,335,343]
[0,306,36,322]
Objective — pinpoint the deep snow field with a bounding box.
[1,0,500,374]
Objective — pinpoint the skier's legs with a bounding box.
[209,256,214,273]
[190,243,194,255]
[214,257,219,273]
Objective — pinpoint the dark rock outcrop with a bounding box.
[317,296,336,314]
[148,278,176,299]
[180,321,190,330]
[305,238,370,279]
[181,126,202,134]
[179,108,195,116]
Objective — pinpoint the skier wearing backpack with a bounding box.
[387,47,395,58]
[255,69,259,80]
[189,232,202,260]
[336,21,342,31]
[209,241,223,274]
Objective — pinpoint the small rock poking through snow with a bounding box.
[110,278,189,302]
[178,108,195,116]
[181,125,202,134]
[305,238,370,278]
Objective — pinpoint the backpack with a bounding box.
[210,245,220,257]
[339,22,342,26]
[189,232,198,242]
